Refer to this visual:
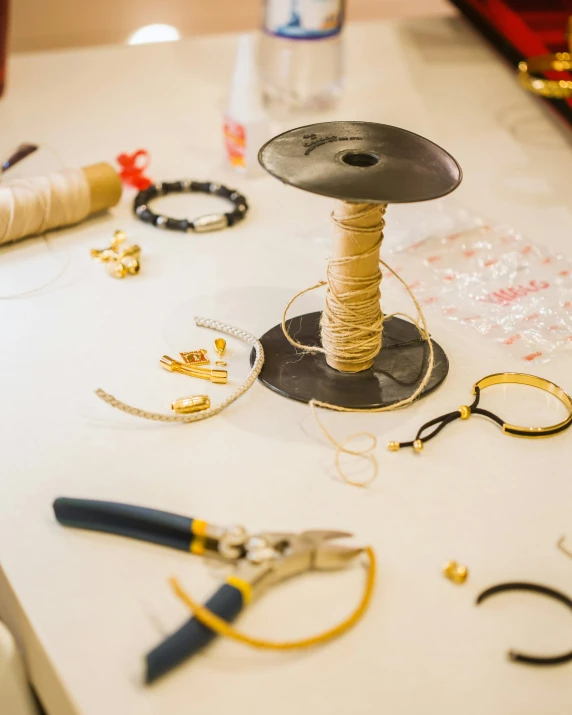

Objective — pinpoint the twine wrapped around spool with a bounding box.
[257,121,462,412]
[322,202,386,372]
[0,162,122,245]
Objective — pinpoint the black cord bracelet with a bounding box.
[133,180,249,233]
[388,372,572,454]
[477,582,572,666]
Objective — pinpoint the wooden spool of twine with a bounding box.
[321,201,386,372]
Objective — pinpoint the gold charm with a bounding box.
[443,561,468,584]
[214,337,227,366]
[91,230,141,279]
[179,349,210,366]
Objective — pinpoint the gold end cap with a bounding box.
[443,560,469,584]
[211,369,228,384]
[82,162,123,215]
[160,355,177,371]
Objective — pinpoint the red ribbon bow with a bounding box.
[116,149,152,190]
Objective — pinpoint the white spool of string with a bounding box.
[0,168,91,246]
[0,162,122,298]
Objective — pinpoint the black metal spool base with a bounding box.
[252,312,449,409]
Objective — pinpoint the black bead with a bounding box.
[163,181,183,194]
[136,208,155,223]
[166,217,185,231]
[216,186,233,200]
[192,181,212,193]
[134,192,149,207]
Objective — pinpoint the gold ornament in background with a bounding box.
[91,229,141,279]
[517,17,572,99]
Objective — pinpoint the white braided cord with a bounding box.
[95,317,264,422]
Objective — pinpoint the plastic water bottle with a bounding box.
[259,0,345,111]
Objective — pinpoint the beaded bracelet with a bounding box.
[133,180,249,233]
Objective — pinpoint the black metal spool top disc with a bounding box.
[258,121,462,204]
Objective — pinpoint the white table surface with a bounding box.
[2,16,572,715]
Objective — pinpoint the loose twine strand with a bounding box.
[170,546,376,651]
[282,203,434,487]
[96,317,264,422]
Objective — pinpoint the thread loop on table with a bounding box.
[281,213,435,486]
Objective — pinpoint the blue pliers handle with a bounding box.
[53,498,245,683]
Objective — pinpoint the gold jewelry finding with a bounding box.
[91,229,141,279]
[473,373,572,438]
[518,53,572,99]
[160,355,227,384]
[443,561,468,584]
[412,439,423,453]
[214,337,227,367]
[179,349,210,366]
[459,405,471,420]
[387,441,400,452]
[171,395,211,414]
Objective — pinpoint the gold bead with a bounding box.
[108,261,127,279]
[443,560,469,584]
[122,257,140,275]
[412,439,423,453]
[459,405,471,420]
[388,441,400,452]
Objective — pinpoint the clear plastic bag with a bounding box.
[389,216,572,363]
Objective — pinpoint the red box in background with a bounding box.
[0,0,8,97]
[450,0,572,125]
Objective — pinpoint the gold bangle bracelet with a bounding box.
[473,373,572,438]
[518,53,572,99]
[388,372,572,453]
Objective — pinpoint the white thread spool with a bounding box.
[0,162,122,245]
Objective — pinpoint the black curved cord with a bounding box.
[398,387,505,449]
[477,582,572,666]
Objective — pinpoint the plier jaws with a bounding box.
[232,528,363,598]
